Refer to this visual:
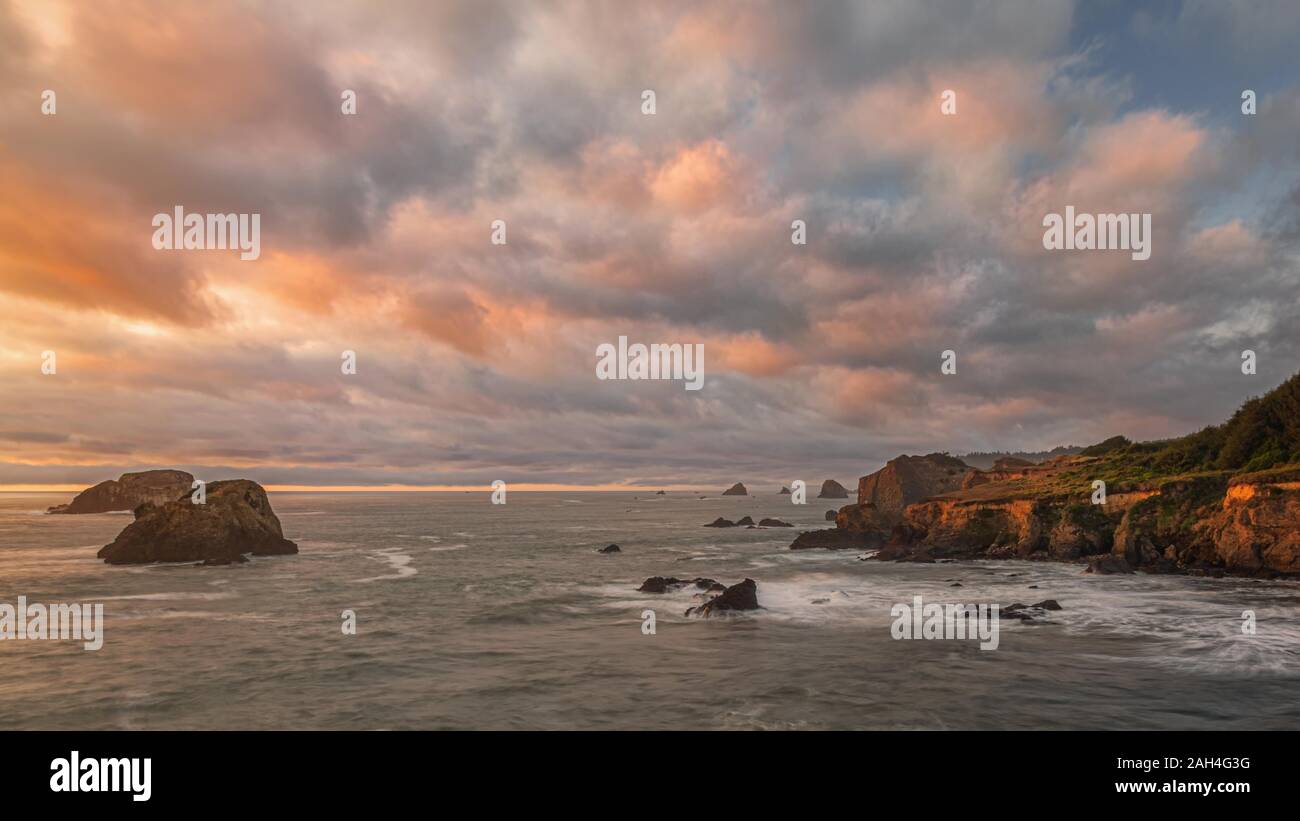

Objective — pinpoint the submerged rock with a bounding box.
[97,479,297,565]
[637,576,720,594]
[1085,555,1134,575]
[599,543,621,553]
[1002,599,1064,622]
[48,470,194,514]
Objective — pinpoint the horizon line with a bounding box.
[0,483,767,493]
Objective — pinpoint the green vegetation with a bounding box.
[1080,371,1300,480]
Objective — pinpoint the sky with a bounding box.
[1,0,1298,491]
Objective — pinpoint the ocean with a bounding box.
[2,491,1298,730]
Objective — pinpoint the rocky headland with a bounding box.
[792,373,1300,579]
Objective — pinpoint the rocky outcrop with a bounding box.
[758,518,792,527]
[852,453,972,524]
[599,543,621,553]
[787,372,1300,576]
[704,517,737,528]
[97,480,297,565]
[1208,476,1300,575]
[736,516,755,526]
[686,578,759,617]
[722,483,748,496]
[780,486,791,495]
[48,470,194,514]
[790,528,880,550]
[825,509,837,520]
[817,479,850,499]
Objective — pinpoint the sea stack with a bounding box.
[97,479,297,565]
[817,479,850,499]
[722,482,748,496]
[47,470,195,514]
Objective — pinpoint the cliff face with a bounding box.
[876,468,1300,577]
[48,470,195,514]
[97,479,297,565]
[799,372,1300,577]
[1201,471,1300,574]
[854,453,972,522]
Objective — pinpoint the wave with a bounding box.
[354,548,417,583]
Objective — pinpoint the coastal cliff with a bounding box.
[800,372,1300,578]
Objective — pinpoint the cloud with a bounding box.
[1,0,1298,488]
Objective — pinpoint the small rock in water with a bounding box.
[598,544,621,554]
[685,578,760,617]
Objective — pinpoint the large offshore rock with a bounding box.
[97,480,297,565]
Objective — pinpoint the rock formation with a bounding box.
[817,479,850,498]
[780,486,791,495]
[790,528,878,550]
[722,482,748,496]
[758,518,792,527]
[97,479,297,565]
[48,470,195,514]
[854,453,972,523]
[637,576,722,594]
[789,371,1300,578]
[704,517,737,528]
[599,543,621,553]
[686,578,759,617]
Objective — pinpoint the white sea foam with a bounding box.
[355,548,417,582]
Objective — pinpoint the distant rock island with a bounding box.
[97,479,297,565]
[722,482,748,496]
[793,372,1300,578]
[779,486,791,495]
[47,469,194,514]
[817,479,849,498]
